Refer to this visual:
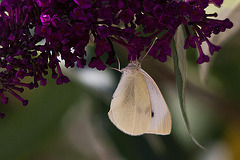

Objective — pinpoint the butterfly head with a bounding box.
[128,60,141,68]
[121,60,141,73]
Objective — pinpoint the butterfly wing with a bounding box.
[108,68,152,136]
[140,69,172,135]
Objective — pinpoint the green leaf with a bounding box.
[172,25,207,151]
[173,25,187,85]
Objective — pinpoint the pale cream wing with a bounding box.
[140,69,172,135]
[108,69,151,136]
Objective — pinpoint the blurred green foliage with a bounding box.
[0,77,81,159]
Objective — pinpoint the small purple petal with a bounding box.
[40,78,47,86]
[0,112,5,119]
[74,0,92,9]
[40,14,51,25]
[22,100,29,106]
[197,54,210,64]
[51,16,62,28]
[16,70,27,79]
[0,93,8,104]
[77,59,86,68]
[119,9,134,24]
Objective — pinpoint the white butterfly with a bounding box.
[108,60,171,135]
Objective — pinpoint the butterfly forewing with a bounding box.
[140,69,172,135]
[109,67,152,135]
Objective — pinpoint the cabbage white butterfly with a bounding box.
[108,60,171,135]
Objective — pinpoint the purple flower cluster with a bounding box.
[181,0,233,63]
[0,0,233,114]
[0,0,38,107]
[0,0,71,108]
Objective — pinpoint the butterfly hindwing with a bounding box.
[140,68,172,135]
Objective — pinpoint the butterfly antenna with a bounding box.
[141,37,158,61]
[108,54,122,72]
[109,67,122,72]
